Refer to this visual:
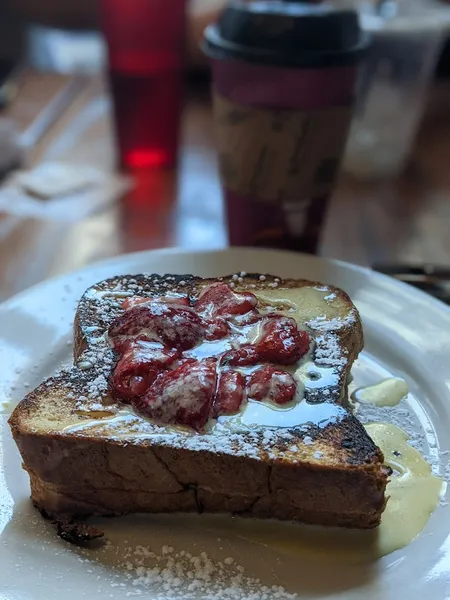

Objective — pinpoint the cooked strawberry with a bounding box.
[221,344,259,367]
[255,317,310,365]
[203,317,230,341]
[134,358,217,431]
[213,370,246,416]
[247,366,296,405]
[122,294,190,310]
[158,294,190,307]
[109,302,204,352]
[195,283,257,319]
[111,340,180,401]
[113,368,158,401]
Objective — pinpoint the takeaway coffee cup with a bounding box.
[203,1,369,253]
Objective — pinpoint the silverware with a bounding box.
[373,264,450,305]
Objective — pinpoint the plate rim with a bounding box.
[1,246,450,599]
[1,246,450,318]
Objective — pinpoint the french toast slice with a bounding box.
[9,273,389,529]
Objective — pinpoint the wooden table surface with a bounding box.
[0,69,449,301]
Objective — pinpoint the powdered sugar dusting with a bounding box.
[307,313,355,333]
[72,335,116,410]
[314,334,347,368]
[109,544,296,599]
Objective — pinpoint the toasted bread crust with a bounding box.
[9,273,388,529]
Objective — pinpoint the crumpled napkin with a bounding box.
[0,162,133,221]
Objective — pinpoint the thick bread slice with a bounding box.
[9,273,388,529]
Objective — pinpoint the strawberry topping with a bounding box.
[109,302,204,352]
[221,345,259,367]
[133,358,217,431]
[195,282,257,319]
[112,340,180,401]
[247,366,297,405]
[203,317,231,341]
[255,316,310,365]
[213,370,245,417]
[108,282,313,430]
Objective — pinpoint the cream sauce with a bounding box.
[0,400,15,414]
[221,398,345,430]
[65,398,347,436]
[352,378,409,407]
[217,423,443,562]
[365,422,443,556]
[254,287,349,324]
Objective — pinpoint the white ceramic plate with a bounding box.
[1,248,450,600]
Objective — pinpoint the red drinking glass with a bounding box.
[100,0,187,170]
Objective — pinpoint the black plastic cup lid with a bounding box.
[203,0,369,68]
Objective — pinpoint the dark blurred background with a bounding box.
[0,0,449,301]
[0,0,449,76]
